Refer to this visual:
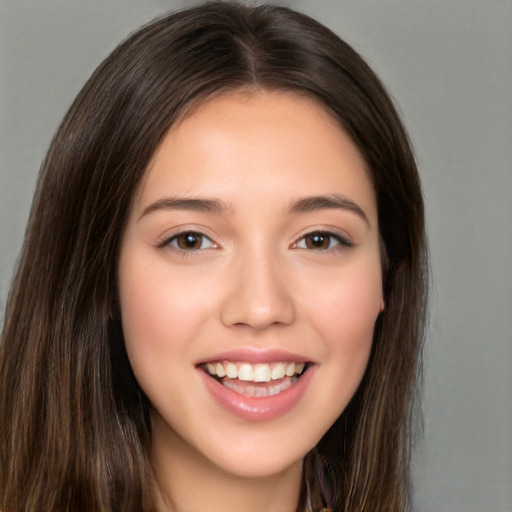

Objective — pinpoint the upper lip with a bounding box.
[197,347,313,365]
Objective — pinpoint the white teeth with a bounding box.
[253,364,271,382]
[285,362,296,377]
[271,363,286,380]
[226,362,238,379]
[222,377,295,397]
[204,360,307,382]
[238,364,254,382]
[215,363,226,378]
[254,386,267,397]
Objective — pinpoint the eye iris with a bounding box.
[177,233,202,250]
[305,233,330,250]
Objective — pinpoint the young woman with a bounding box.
[0,2,427,511]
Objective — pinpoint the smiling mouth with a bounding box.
[200,361,310,398]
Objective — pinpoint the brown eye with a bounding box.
[294,231,354,251]
[304,233,331,250]
[168,232,214,251]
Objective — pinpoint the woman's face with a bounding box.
[118,91,384,479]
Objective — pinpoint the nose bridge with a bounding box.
[220,243,295,329]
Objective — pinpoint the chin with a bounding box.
[211,449,305,479]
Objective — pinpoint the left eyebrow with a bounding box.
[288,194,369,225]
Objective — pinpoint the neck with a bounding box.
[151,419,303,512]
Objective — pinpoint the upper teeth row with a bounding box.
[204,361,306,383]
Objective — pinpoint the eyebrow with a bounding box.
[138,193,368,224]
[138,196,231,220]
[288,194,369,224]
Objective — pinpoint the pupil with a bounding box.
[179,233,201,250]
[307,234,328,249]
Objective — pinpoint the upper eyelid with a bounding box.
[292,232,354,249]
[157,229,218,250]
[156,224,218,243]
[293,227,354,244]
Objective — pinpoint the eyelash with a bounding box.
[158,231,217,252]
[291,231,355,252]
[158,229,354,254]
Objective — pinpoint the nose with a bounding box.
[220,250,296,330]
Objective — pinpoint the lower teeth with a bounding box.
[222,377,297,397]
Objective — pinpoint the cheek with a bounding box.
[308,258,382,377]
[118,253,214,385]
[311,256,383,334]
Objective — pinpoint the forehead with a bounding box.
[134,90,377,221]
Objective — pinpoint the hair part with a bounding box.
[0,3,427,511]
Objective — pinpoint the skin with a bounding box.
[118,90,384,512]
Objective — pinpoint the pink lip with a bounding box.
[198,347,312,364]
[198,364,316,422]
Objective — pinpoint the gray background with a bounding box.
[1,1,511,511]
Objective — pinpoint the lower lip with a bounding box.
[198,366,315,422]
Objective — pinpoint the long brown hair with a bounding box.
[0,3,427,511]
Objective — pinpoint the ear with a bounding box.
[378,236,388,315]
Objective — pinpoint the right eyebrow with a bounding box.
[137,196,232,222]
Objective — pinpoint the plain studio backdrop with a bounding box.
[0,1,511,511]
